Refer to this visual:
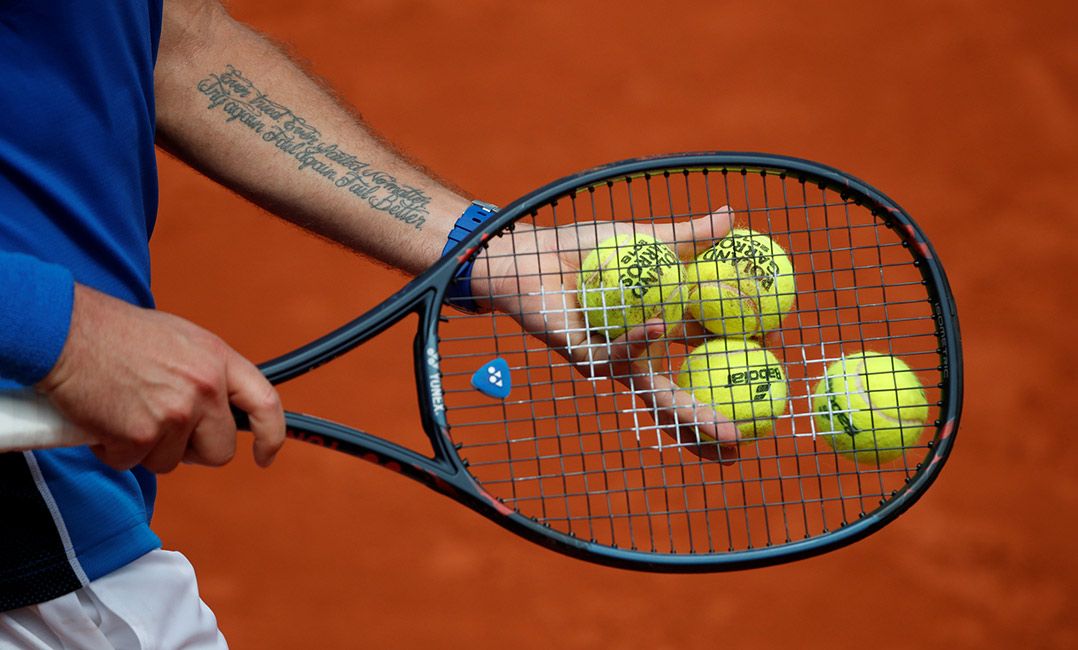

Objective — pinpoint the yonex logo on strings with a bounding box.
[471,358,512,400]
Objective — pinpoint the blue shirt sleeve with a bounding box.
[0,252,75,386]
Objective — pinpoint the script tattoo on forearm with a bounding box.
[197,65,429,229]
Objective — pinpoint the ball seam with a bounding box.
[849,359,924,429]
[691,280,763,332]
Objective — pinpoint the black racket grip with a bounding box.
[231,406,251,431]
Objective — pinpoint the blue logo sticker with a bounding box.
[471,357,511,399]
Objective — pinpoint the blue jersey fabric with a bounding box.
[0,1,164,609]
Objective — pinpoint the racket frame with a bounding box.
[236,152,963,571]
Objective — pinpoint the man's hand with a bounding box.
[36,284,286,473]
[470,209,740,461]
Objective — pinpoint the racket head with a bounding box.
[428,152,961,570]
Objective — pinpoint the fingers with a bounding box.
[97,353,281,473]
[36,288,283,473]
[661,319,711,350]
[642,206,737,260]
[139,417,198,473]
[637,368,740,447]
[663,206,735,259]
[566,317,664,382]
[224,351,285,468]
[586,319,740,461]
[665,425,726,463]
[640,374,741,463]
[91,435,167,472]
[182,397,239,469]
[605,319,667,364]
[106,348,282,473]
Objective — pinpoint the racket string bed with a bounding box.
[438,160,953,559]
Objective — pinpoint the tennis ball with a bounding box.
[577,233,683,339]
[684,228,796,338]
[811,351,929,465]
[675,338,788,440]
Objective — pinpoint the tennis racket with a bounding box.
[0,152,962,571]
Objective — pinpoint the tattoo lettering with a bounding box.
[197,65,429,229]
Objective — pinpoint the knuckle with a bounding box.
[256,386,282,414]
[127,425,159,448]
[188,370,220,399]
[202,334,229,358]
[159,402,194,430]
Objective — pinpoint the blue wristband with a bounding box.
[0,253,75,386]
[441,200,499,313]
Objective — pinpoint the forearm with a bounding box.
[154,1,470,275]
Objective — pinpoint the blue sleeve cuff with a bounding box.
[0,252,75,386]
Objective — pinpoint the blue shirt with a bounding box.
[0,1,164,611]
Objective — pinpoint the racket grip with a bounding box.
[231,406,251,431]
[0,390,93,452]
[0,394,254,453]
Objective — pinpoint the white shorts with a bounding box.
[0,550,227,649]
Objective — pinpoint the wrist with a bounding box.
[37,283,94,395]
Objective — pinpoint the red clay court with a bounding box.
[150,2,1075,647]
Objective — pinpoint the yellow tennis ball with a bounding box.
[811,351,929,465]
[577,233,683,339]
[675,337,788,440]
[684,228,796,338]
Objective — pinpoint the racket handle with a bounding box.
[231,407,251,431]
[0,390,94,452]
[0,391,254,454]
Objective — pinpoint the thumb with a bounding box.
[667,206,734,259]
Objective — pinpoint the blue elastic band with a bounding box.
[441,201,498,312]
